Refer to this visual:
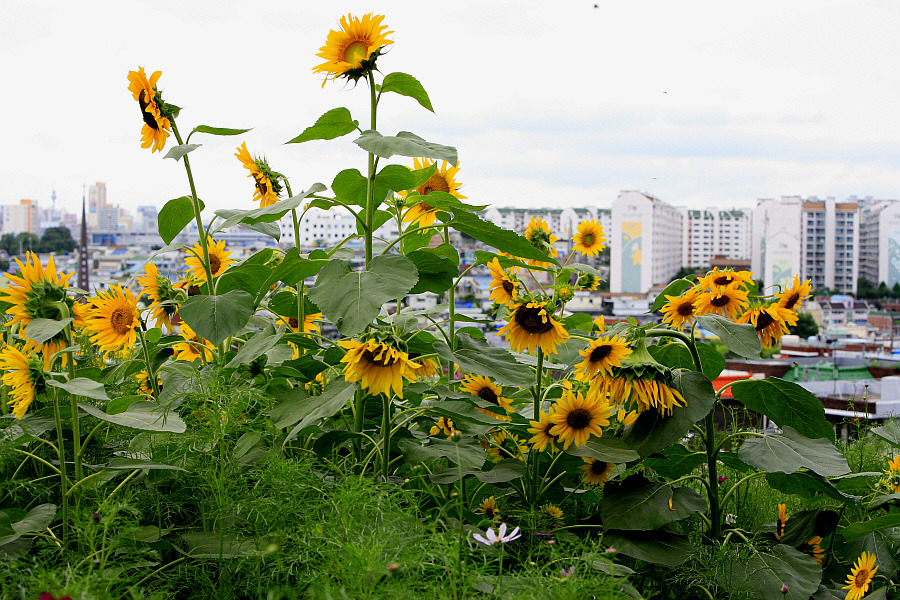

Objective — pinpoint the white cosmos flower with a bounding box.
[472,522,522,546]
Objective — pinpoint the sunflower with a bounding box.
[430,416,455,438]
[126,67,172,153]
[528,410,560,453]
[884,455,900,494]
[572,220,607,257]
[593,316,606,333]
[483,429,527,462]
[548,389,609,449]
[338,338,420,398]
[185,237,234,282]
[136,262,181,331]
[843,552,878,600]
[460,374,514,420]
[737,304,792,348]
[401,158,466,227]
[313,13,393,86]
[173,322,216,362]
[803,536,825,565]
[581,457,615,486]
[410,355,440,380]
[588,341,686,417]
[498,301,570,356]
[235,142,284,208]
[557,284,574,304]
[575,335,632,381]
[136,369,162,398]
[777,275,812,312]
[695,283,750,322]
[697,268,752,290]
[775,503,788,540]
[660,287,700,330]
[476,496,501,523]
[524,217,559,267]
[487,258,518,306]
[575,271,601,291]
[541,504,564,528]
[85,286,140,353]
[278,313,322,335]
[0,344,45,419]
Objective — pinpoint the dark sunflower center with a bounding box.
[477,386,499,405]
[138,92,159,130]
[713,275,732,286]
[502,280,514,294]
[209,255,221,274]
[343,41,369,65]
[590,344,613,362]
[783,293,799,310]
[515,306,554,334]
[590,460,609,475]
[855,569,869,587]
[362,348,395,368]
[711,294,731,308]
[776,519,785,536]
[418,173,450,196]
[677,301,694,316]
[485,507,496,519]
[288,317,300,329]
[255,178,268,196]
[583,233,595,246]
[566,408,592,430]
[110,307,133,335]
[188,285,201,296]
[755,312,775,331]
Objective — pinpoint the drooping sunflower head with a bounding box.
[185,237,234,282]
[660,287,700,331]
[476,496,501,523]
[483,429,527,463]
[410,355,441,381]
[461,374,514,420]
[528,409,560,453]
[802,536,825,565]
[575,271,601,291]
[572,220,607,257]
[126,67,172,153]
[487,258,518,307]
[581,457,616,486]
[235,142,284,208]
[843,551,878,600]
[775,503,788,540]
[0,343,45,419]
[85,286,140,353]
[778,275,812,312]
[575,334,632,382]
[313,13,394,86]
[695,283,750,322]
[498,301,570,356]
[697,268,753,291]
[137,261,181,331]
[524,217,559,267]
[548,388,610,449]
[338,338,420,398]
[737,303,792,349]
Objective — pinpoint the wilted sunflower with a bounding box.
[575,335,632,381]
[0,344,45,419]
[498,301,569,356]
[777,275,812,312]
[737,304,792,348]
[401,158,466,227]
[476,496,501,523]
[581,457,615,486]
[483,429,527,462]
[572,220,607,257]
[235,142,284,208]
[126,67,172,153]
[313,13,394,86]
[660,287,700,330]
[843,552,878,600]
[524,217,559,267]
[173,322,216,362]
[85,286,140,353]
[591,370,685,417]
[697,268,752,290]
[695,283,749,321]
[430,416,455,437]
[136,262,181,331]
[548,389,609,449]
[461,374,514,420]
[487,258,518,306]
[527,410,560,453]
[185,237,234,282]
[338,338,420,398]
[775,503,788,540]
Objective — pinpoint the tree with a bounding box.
[39,227,76,253]
[14,233,40,255]
[0,233,16,256]
[789,312,819,339]
[857,277,875,300]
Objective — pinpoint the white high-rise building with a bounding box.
[680,208,752,268]
[610,191,683,293]
[859,199,900,287]
[1,199,40,236]
[278,207,358,248]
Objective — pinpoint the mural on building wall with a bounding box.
[621,221,642,293]
[889,228,900,287]
[771,257,793,289]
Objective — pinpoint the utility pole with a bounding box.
[78,186,89,293]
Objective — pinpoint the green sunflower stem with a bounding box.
[52,389,69,546]
[531,348,545,503]
[364,71,378,268]
[66,357,83,484]
[381,393,391,482]
[445,226,456,352]
[284,181,308,343]
[136,325,161,399]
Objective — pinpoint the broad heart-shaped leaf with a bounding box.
[602,528,696,567]
[779,509,841,547]
[600,474,705,531]
[178,291,255,346]
[731,378,834,441]
[650,278,694,313]
[189,125,251,138]
[842,513,900,541]
[0,504,56,548]
[565,436,641,464]
[376,162,436,194]
[766,471,860,504]
[159,196,204,245]
[163,143,201,161]
[643,445,706,479]
[648,341,725,381]
[872,422,900,447]
[331,168,370,207]
[407,246,459,295]
[447,209,557,265]
[286,107,358,144]
[264,248,328,288]
[423,400,509,426]
[429,460,526,484]
[623,370,716,458]
[721,544,821,600]
[215,264,272,299]
[381,72,434,112]
[354,130,458,164]
[24,318,72,345]
[738,426,850,477]
[47,377,109,400]
[226,324,283,368]
[308,255,418,337]
[214,183,327,229]
[433,333,533,388]
[696,314,761,359]
[78,401,186,433]
[283,380,356,444]
[398,438,485,470]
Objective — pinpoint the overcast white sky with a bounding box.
[4,0,900,219]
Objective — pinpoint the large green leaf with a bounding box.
[216,264,272,299]
[178,291,255,346]
[354,130,457,164]
[872,422,900,448]
[697,314,761,359]
[188,125,251,138]
[721,544,821,600]
[407,246,458,295]
[159,196,204,245]
[163,143,201,161]
[778,508,840,546]
[78,401,186,433]
[286,107,358,144]
[226,324,283,368]
[307,255,418,336]
[376,163,436,194]
[738,426,850,477]
[47,377,109,401]
[648,341,725,380]
[0,504,56,548]
[643,445,706,479]
[381,72,434,112]
[766,471,860,504]
[433,333,533,388]
[214,183,327,230]
[424,400,509,425]
[331,169,370,207]
[731,378,834,441]
[623,370,716,458]
[447,209,556,265]
[283,380,357,444]
[398,438,484,469]
[600,474,704,531]
[842,514,900,542]
[603,527,696,567]
[24,318,72,345]
[649,278,694,313]
[265,248,328,288]
[428,460,526,484]
[565,436,641,464]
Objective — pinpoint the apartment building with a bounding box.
[610,191,683,293]
[859,199,900,287]
[680,208,752,269]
